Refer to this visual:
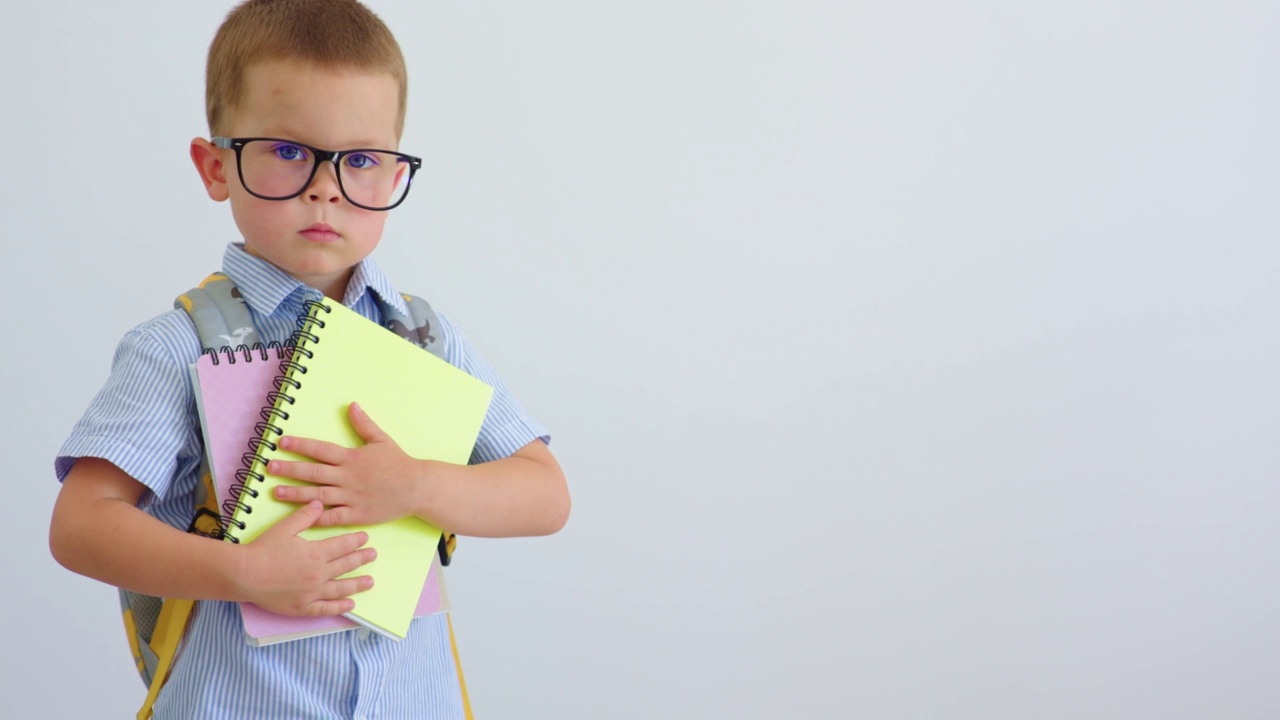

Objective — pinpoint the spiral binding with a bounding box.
[201,340,291,366]
[223,300,332,543]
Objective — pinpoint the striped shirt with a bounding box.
[57,243,547,719]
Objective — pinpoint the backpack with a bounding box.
[122,272,472,720]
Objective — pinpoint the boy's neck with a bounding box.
[313,270,354,302]
[239,243,355,302]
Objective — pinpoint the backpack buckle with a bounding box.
[187,508,225,540]
[438,532,456,566]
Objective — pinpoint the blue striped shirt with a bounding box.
[57,243,547,719]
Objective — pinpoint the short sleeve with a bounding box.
[55,311,204,501]
[436,312,549,464]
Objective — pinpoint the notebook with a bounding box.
[215,300,492,640]
[190,344,454,645]
[211,299,492,640]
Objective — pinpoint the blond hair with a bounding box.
[205,0,407,137]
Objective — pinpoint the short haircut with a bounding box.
[206,0,407,138]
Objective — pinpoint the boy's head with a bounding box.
[191,0,416,299]
[206,0,407,139]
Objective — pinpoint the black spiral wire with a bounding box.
[222,300,332,543]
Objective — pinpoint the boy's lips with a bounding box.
[299,223,341,242]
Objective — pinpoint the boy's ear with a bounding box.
[190,138,230,201]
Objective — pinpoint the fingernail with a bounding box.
[351,402,363,414]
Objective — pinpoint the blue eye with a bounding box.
[272,143,309,162]
[345,152,380,170]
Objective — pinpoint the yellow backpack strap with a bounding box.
[128,468,221,712]
[132,469,221,719]
[136,598,196,720]
[448,614,474,719]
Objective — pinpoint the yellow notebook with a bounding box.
[224,299,493,639]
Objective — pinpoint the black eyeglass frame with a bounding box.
[212,136,422,211]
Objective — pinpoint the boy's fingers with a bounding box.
[306,598,357,617]
[319,530,371,558]
[276,482,341,504]
[322,575,374,601]
[277,435,346,464]
[269,458,332,484]
[274,500,324,535]
[328,548,377,579]
[348,402,391,443]
[318,505,354,528]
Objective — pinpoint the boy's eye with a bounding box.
[345,152,380,170]
[271,143,310,162]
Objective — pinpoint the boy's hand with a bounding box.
[268,402,425,527]
[238,500,376,617]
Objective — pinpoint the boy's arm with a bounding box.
[269,403,570,537]
[50,457,379,617]
[411,437,568,538]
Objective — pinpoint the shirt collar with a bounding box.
[220,243,408,318]
[345,256,409,317]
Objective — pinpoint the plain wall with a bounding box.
[2,1,1277,717]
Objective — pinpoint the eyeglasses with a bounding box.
[212,137,422,211]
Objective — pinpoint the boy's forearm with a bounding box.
[50,459,243,601]
[415,440,570,538]
[54,500,244,600]
[54,458,378,618]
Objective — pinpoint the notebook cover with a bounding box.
[191,336,463,643]
[223,301,492,639]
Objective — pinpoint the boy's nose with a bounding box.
[306,162,342,204]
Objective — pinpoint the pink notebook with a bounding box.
[190,346,449,647]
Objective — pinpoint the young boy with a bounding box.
[48,1,569,717]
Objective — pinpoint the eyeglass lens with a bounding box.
[239,140,412,210]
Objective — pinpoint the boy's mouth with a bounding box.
[300,223,341,243]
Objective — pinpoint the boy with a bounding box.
[48,1,570,717]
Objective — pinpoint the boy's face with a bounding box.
[193,60,402,297]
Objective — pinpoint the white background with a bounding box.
[2,1,1278,718]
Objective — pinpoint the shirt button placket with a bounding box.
[352,627,388,719]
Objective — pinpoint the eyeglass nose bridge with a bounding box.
[306,150,345,194]
[315,150,342,168]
